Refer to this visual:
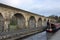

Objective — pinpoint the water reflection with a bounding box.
[20,31,47,40]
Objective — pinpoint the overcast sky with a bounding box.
[0,0,60,16]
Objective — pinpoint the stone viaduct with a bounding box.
[0,3,57,40]
[0,3,56,32]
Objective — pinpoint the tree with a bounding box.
[48,15,60,23]
[48,15,58,20]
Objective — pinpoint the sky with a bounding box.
[0,0,60,17]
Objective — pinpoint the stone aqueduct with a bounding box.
[0,3,55,32]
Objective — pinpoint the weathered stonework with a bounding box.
[0,3,56,32]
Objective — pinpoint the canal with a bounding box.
[17,31,48,40]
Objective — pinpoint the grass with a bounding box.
[9,25,18,30]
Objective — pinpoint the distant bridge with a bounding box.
[0,3,56,40]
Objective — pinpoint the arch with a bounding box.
[43,18,47,27]
[0,13,4,32]
[10,13,25,31]
[38,18,42,27]
[28,16,36,29]
[44,18,46,21]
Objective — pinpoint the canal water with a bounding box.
[19,31,48,40]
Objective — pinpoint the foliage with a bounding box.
[48,15,60,23]
[10,17,17,25]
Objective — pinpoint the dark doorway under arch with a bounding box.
[44,19,46,21]
[10,13,25,31]
[28,16,36,29]
[38,18,42,27]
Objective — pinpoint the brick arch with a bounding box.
[0,13,4,32]
[9,13,26,31]
[38,18,42,27]
[28,16,36,29]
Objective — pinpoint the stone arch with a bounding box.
[28,16,36,29]
[44,18,46,21]
[38,18,42,27]
[10,13,25,31]
[43,18,47,27]
[43,18,46,23]
[0,13,4,32]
